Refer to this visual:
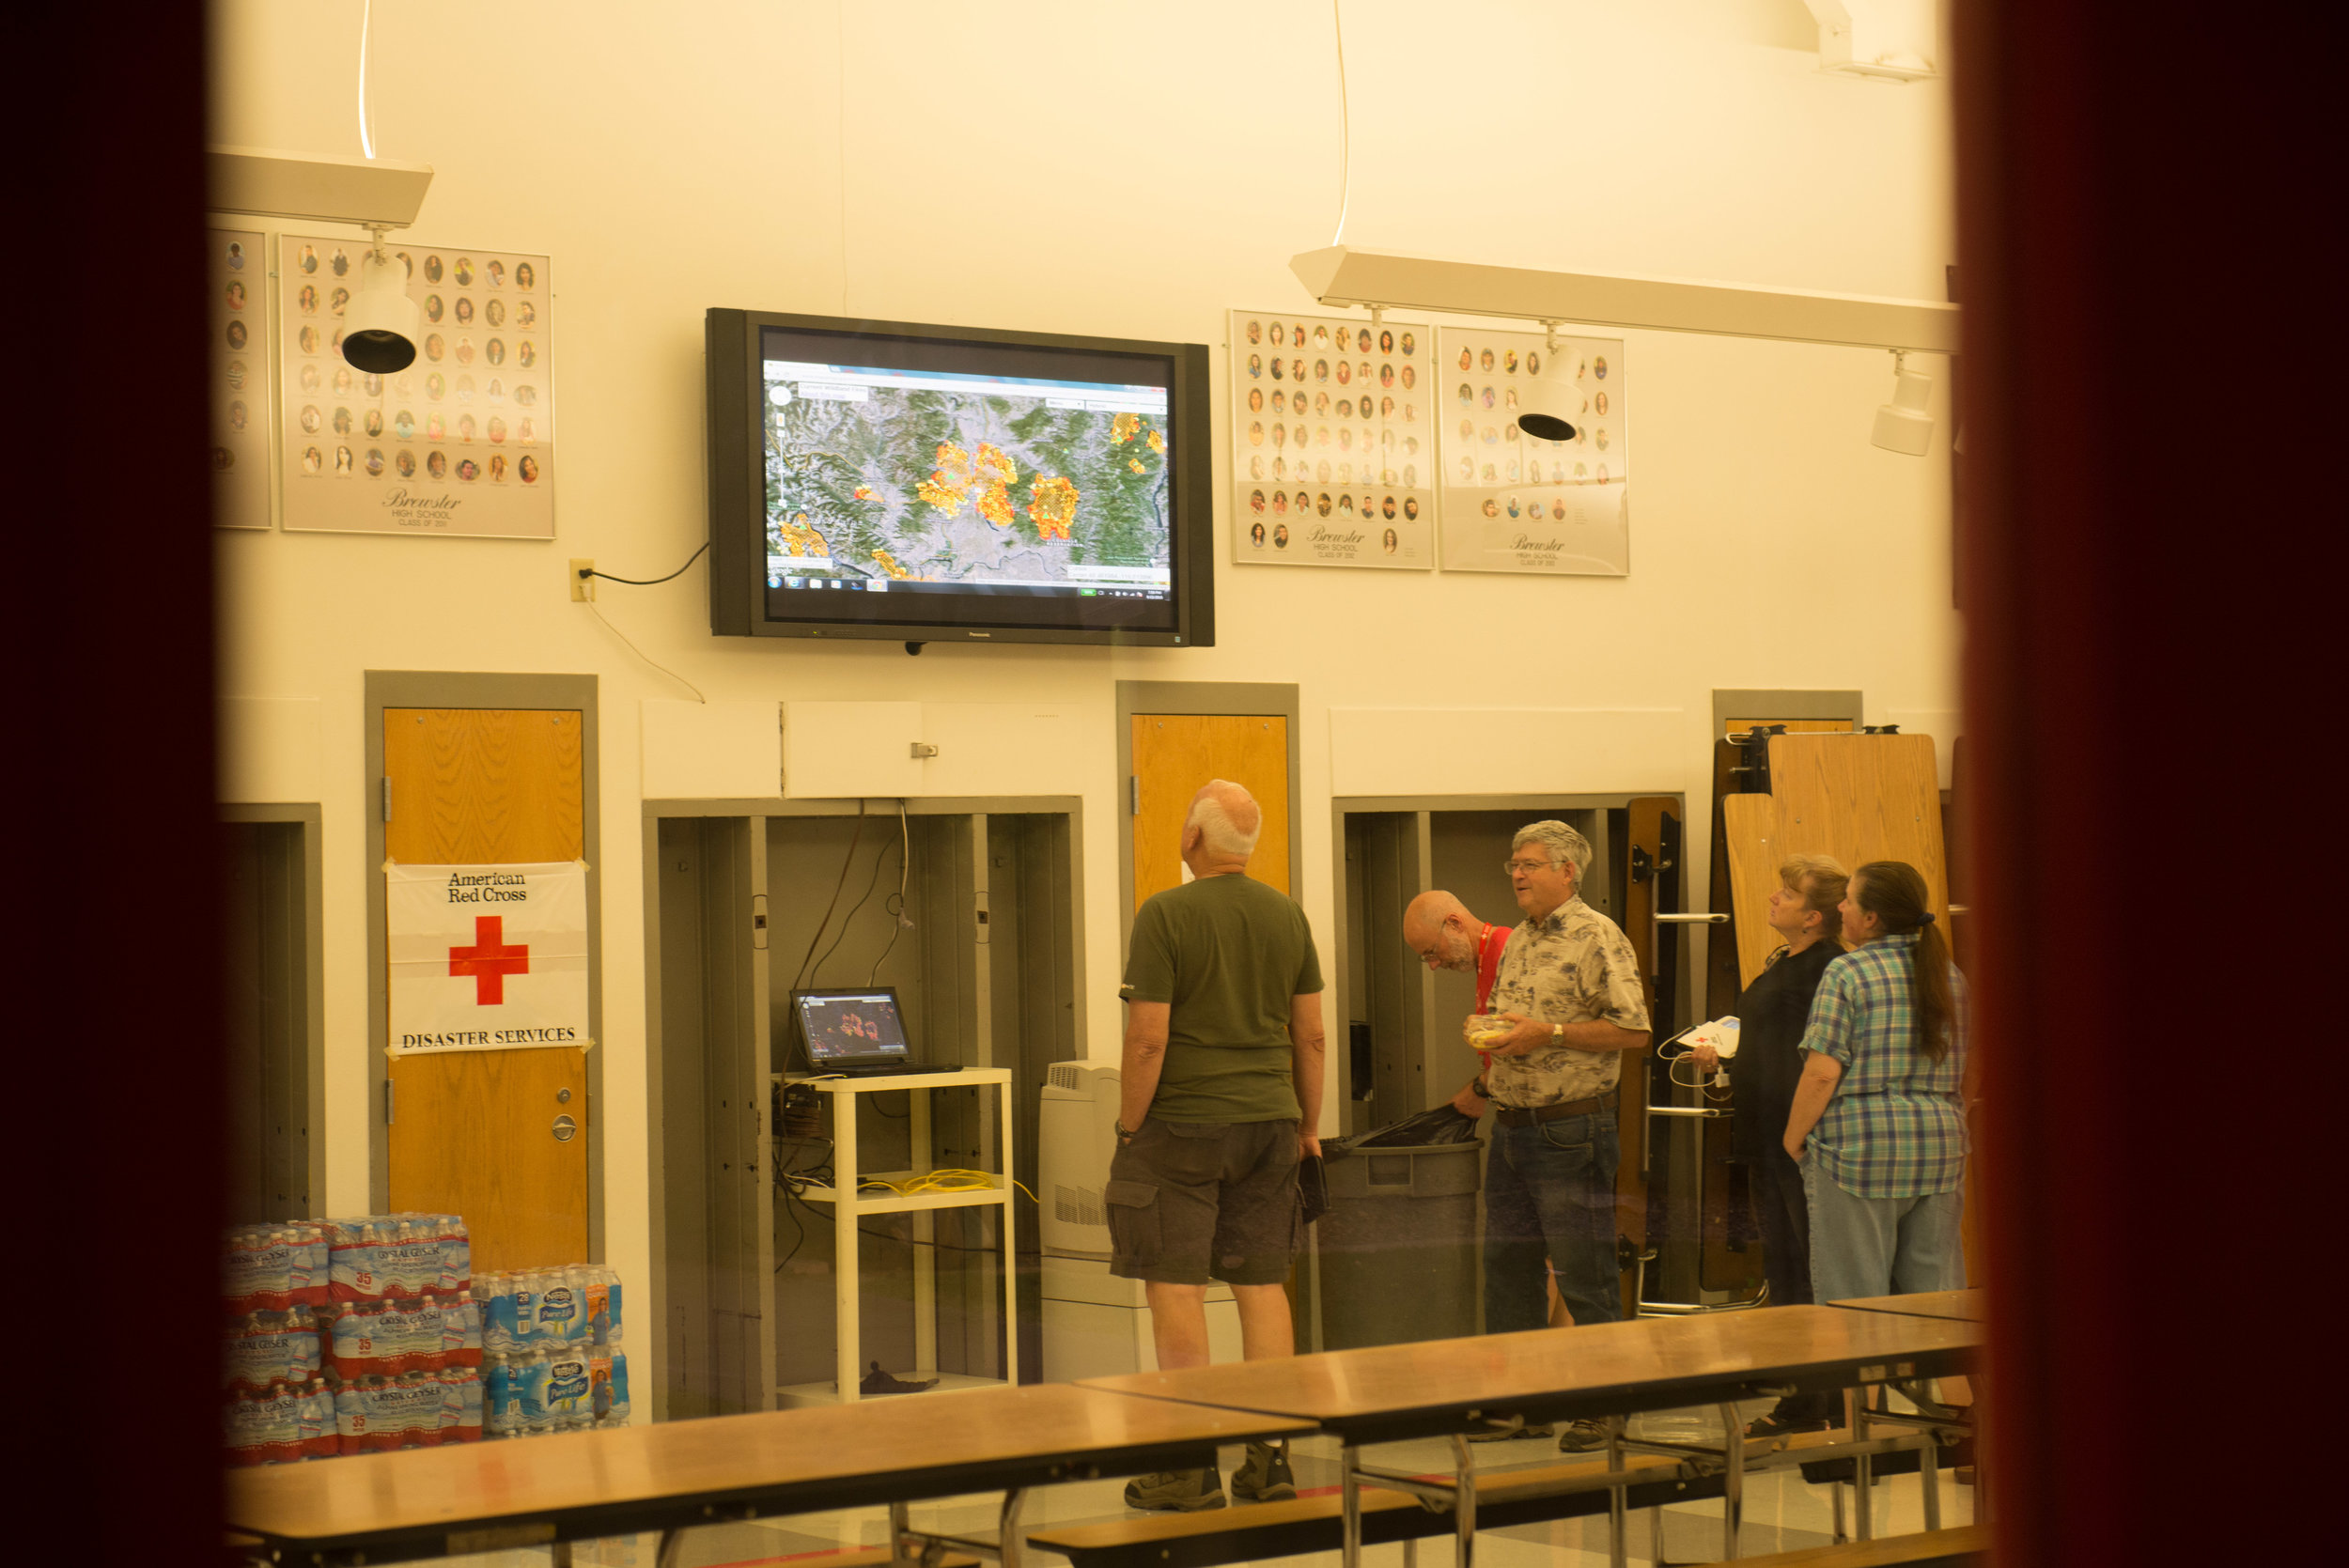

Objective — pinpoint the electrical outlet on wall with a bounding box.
[569,559,595,601]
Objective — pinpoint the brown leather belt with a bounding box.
[1492,1090,1619,1126]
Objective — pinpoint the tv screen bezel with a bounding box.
[708,308,1214,648]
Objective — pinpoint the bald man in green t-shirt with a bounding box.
[1111,778,1326,1511]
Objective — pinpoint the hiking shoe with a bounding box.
[1123,1467,1226,1512]
[1468,1416,1556,1443]
[1556,1419,1610,1453]
[1230,1439,1297,1502]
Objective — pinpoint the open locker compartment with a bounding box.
[648,799,1081,1421]
[1328,794,1686,1336]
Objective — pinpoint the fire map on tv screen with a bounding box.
[761,359,1173,598]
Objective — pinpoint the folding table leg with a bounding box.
[1718,1403,1743,1561]
[1341,1443,1363,1568]
[1830,1481,1846,1545]
[1852,1389,1874,1542]
[1921,1421,1943,1531]
[1404,1538,1418,1568]
[999,1487,1028,1568]
[890,1500,913,1566]
[1648,1506,1666,1568]
[658,1528,689,1568]
[1450,1434,1476,1568]
[552,1545,573,1567]
[1605,1418,1628,1568]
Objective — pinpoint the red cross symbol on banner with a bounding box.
[449,915,531,1005]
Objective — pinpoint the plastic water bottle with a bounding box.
[512,1272,538,1350]
[483,1353,515,1438]
[443,1216,472,1293]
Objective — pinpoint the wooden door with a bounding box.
[1130,714,1290,907]
[385,707,588,1273]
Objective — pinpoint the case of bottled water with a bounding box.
[225,1222,629,1461]
[473,1264,625,1355]
[224,1306,323,1392]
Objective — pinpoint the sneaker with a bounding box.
[1468,1416,1556,1443]
[1229,1440,1297,1503]
[1746,1410,1831,1440]
[1556,1420,1610,1453]
[1123,1467,1226,1513]
[1890,1378,1964,1421]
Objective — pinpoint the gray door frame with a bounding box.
[641,793,1085,1421]
[362,671,604,1258]
[219,802,327,1217]
[1329,792,1685,1116]
[1113,680,1303,949]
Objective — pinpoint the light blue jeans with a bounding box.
[1802,1157,1967,1304]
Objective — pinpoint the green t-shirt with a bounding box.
[1120,873,1324,1123]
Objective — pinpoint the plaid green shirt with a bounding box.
[1797,933,1968,1199]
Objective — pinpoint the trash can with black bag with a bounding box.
[1313,1104,1483,1349]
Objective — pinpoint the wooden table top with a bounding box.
[1829,1289,1986,1323]
[1081,1304,1979,1443]
[226,1383,1310,1559]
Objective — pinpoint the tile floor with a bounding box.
[444,1397,1976,1568]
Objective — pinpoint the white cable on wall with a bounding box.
[1330,0,1351,245]
[357,0,377,159]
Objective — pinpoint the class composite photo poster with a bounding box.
[211,228,271,530]
[277,235,555,538]
[1435,326,1629,577]
[1228,309,1436,570]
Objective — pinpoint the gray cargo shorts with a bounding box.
[1105,1116,1302,1286]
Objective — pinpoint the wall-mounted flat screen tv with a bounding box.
[707,309,1213,647]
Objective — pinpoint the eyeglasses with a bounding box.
[1501,859,1556,876]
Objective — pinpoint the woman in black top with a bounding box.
[1694,853,1847,1434]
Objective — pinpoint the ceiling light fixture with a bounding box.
[341,225,420,372]
[1516,326,1581,442]
[1870,350,1934,455]
[1292,246,1957,354]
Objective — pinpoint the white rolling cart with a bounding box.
[778,1068,1018,1405]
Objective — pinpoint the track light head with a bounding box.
[1517,369,1582,443]
[340,234,418,373]
[1871,351,1934,456]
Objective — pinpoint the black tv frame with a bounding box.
[707,308,1215,649]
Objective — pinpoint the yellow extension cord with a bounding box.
[857,1168,1039,1203]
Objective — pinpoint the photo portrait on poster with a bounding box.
[1227,309,1435,569]
[1434,326,1629,576]
[211,228,271,529]
[386,861,590,1056]
[278,235,555,538]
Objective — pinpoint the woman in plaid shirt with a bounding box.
[1781,860,1969,1305]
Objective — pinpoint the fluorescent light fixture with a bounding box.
[1290,245,1957,354]
[1870,351,1934,455]
[208,145,433,229]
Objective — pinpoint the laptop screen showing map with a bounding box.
[759,324,1178,634]
[794,986,914,1066]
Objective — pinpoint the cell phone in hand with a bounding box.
[1299,1154,1331,1225]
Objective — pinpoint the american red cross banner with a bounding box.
[386,861,590,1056]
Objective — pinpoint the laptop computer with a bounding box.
[789,986,956,1077]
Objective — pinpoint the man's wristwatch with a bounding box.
[1113,1121,1139,1143]
[1550,1023,1564,1045]
[1470,1078,1489,1100]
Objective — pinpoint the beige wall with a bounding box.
[210,0,1958,1390]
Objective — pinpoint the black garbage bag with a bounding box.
[1323,1103,1480,1160]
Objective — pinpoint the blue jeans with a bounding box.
[1484,1110,1621,1332]
[1802,1157,1967,1304]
